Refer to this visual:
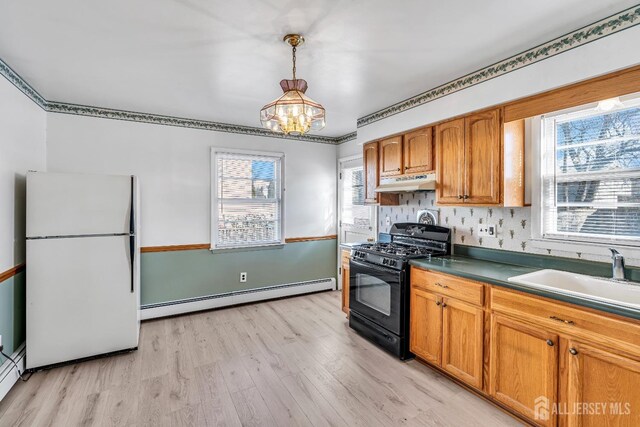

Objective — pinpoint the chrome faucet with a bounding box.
[609,248,626,281]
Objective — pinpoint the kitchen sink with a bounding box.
[508,269,640,310]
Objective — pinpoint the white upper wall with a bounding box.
[0,77,47,272]
[339,25,640,157]
[45,114,337,246]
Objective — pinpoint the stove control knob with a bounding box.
[389,260,397,267]
[382,258,388,265]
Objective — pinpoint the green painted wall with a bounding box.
[140,239,338,305]
[0,271,25,362]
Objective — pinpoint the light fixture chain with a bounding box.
[292,45,297,80]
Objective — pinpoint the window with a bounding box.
[540,94,640,244]
[211,149,284,249]
[339,158,376,244]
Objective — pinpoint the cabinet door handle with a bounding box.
[458,195,464,199]
[436,301,441,306]
[546,339,554,347]
[396,168,401,171]
[549,315,575,325]
[463,195,469,199]
[569,348,578,355]
[442,303,447,308]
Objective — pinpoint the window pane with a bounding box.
[556,108,640,174]
[218,158,278,199]
[342,167,372,229]
[218,200,280,246]
[556,207,640,237]
[556,177,640,205]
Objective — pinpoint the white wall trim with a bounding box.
[140,278,335,320]
[0,343,26,401]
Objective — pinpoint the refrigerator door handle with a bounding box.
[129,234,135,293]
[129,176,135,293]
[129,176,135,235]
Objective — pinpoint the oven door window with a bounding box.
[355,273,391,316]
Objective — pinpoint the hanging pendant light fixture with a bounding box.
[260,34,326,136]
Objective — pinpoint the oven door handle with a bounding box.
[350,259,401,275]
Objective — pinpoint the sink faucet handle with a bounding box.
[609,248,622,258]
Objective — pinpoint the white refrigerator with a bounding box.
[26,171,140,369]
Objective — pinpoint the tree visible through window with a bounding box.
[212,150,284,248]
[541,96,640,242]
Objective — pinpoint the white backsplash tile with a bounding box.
[379,192,634,266]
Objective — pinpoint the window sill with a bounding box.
[209,243,285,254]
[530,237,640,261]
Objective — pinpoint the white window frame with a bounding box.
[211,148,285,250]
[530,97,640,259]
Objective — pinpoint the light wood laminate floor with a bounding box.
[0,291,521,426]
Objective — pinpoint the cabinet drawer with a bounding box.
[411,268,484,306]
[491,287,640,356]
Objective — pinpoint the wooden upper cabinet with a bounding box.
[441,297,484,389]
[410,287,442,366]
[489,315,558,427]
[435,108,523,206]
[464,109,501,204]
[564,341,640,427]
[363,141,399,206]
[435,118,465,204]
[403,127,434,174]
[363,142,379,204]
[379,136,403,177]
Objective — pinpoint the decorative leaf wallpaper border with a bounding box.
[356,4,640,128]
[2,4,639,144]
[0,58,356,145]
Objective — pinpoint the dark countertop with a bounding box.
[409,255,640,321]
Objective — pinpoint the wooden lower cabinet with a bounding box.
[341,250,350,315]
[410,267,640,426]
[489,315,559,426]
[410,285,483,388]
[410,287,442,365]
[564,340,640,427]
[442,297,484,389]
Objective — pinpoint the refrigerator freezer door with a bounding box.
[26,235,138,369]
[27,172,133,238]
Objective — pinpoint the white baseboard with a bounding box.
[140,278,335,320]
[0,343,26,401]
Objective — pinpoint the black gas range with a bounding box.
[349,223,451,359]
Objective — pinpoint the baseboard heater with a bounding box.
[140,278,335,320]
[0,343,25,401]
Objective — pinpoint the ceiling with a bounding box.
[0,0,636,137]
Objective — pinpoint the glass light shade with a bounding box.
[260,79,326,135]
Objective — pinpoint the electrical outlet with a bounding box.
[385,216,391,226]
[478,223,498,238]
[240,272,247,283]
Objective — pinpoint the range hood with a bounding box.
[375,174,436,193]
